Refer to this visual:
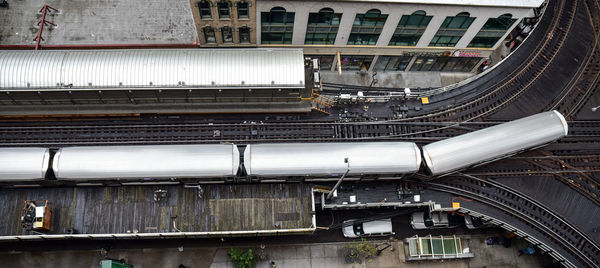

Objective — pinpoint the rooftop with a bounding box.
[0,0,197,46]
[0,49,306,89]
[0,184,314,238]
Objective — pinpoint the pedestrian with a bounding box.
[518,245,535,256]
[482,61,489,71]
[270,260,276,267]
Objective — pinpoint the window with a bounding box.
[353,224,364,236]
[468,14,516,48]
[217,1,230,19]
[340,55,374,71]
[204,27,216,43]
[236,1,249,19]
[389,11,432,46]
[430,12,475,47]
[305,8,342,45]
[373,56,412,72]
[221,26,233,43]
[410,56,480,72]
[261,7,295,44]
[198,1,212,19]
[239,26,250,43]
[305,55,335,70]
[348,9,388,45]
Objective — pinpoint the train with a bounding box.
[0,111,568,186]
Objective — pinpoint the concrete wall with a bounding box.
[189,0,258,46]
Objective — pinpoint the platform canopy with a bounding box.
[0,48,306,91]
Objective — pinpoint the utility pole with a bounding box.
[327,158,350,200]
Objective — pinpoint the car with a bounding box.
[410,211,462,229]
[464,215,494,229]
[342,218,394,238]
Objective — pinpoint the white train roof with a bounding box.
[0,148,50,181]
[422,111,568,176]
[244,142,421,177]
[53,144,240,180]
[0,48,305,90]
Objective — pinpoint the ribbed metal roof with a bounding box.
[0,49,305,90]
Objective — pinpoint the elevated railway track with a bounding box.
[424,174,600,268]
[0,120,597,146]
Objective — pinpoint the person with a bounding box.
[482,61,490,71]
[270,260,276,267]
[518,245,536,256]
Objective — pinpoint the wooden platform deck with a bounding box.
[0,184,314,236]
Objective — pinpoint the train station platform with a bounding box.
[316,182,452,211]
[0,184,315,240]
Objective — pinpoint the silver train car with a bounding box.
[244,142,422,178]
[53,144,240,181]
[0,111,568,184]
[0,148,50,181]
[422,110,568,177]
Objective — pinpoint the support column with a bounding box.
[334,10,356,46]
[256,4,262,45]
[404,56,418,72]
[376,12,401,47]
[490,17,522,50]
[455,17,488,48]
[415,15,446,47]
[292,9,310,45]
[369,55,380,72]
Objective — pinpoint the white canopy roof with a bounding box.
[0,48,306,90]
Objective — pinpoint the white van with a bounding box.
[342,218,394,238]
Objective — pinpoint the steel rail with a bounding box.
[424,174,600,267]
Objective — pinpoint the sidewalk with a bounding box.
[0,235,550,267]
[210,235,549,268]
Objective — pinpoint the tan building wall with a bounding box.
[190,0,257,46]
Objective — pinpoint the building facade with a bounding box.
[255,0,544,73]
[190,0,258,46]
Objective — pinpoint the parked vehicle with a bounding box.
[410,211,462,229]
[464,215,494,229]
[342,218,394,238]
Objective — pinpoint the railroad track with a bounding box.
[0,120,598,146]
[469,152,600,207]
[389,0,579,122]
[423,174,600,268]
[547,0,600,119]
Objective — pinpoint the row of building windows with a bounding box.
[203,26,251,43]
[306,55,482,73]
[198,0,250,20]
[258,7,516,48]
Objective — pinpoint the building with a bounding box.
[190,0,258,46]
[255,0,544,74]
